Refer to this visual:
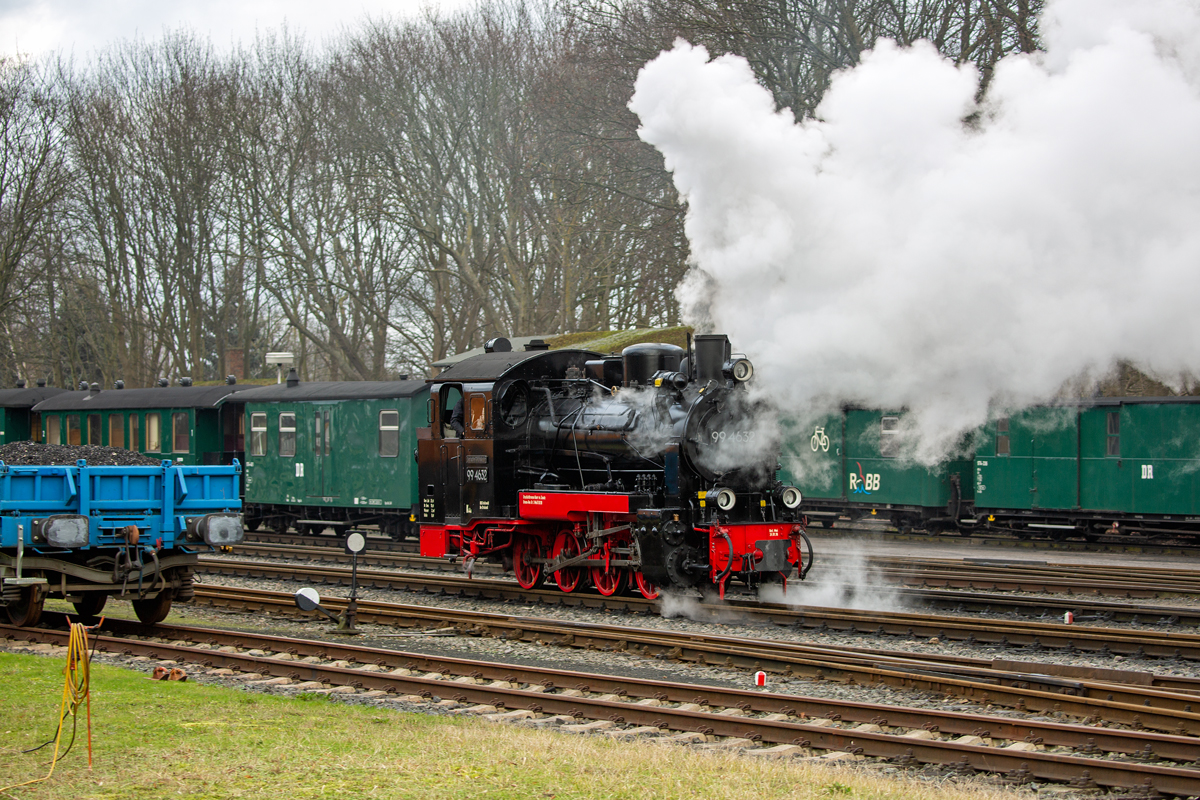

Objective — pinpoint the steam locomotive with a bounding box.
[417,334,812,598]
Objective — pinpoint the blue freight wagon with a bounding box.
[0,459,243,626]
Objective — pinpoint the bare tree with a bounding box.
[574,0,1044,121]
[0,58,72,381]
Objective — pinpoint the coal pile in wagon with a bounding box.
[0,441,164,467]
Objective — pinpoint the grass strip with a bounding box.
[1,652,1017,800]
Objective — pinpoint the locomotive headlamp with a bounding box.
[712,487,737,511]
[723,358,754,383]
[780,486,803,509]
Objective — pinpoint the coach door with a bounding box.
[309,407,336,500]
[439,385,464,524]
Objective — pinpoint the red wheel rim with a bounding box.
[591,567,626,597]
[634,572,659,600]
[551,531,585,593]
[513,536,544,589]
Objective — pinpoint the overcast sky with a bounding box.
[1,0,470,61]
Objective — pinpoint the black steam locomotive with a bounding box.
[417,334,812,597]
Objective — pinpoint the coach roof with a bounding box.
[33,385,248,412]
[236,380,428,403]
[0,387,68,408]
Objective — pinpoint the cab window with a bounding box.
[1107,412,1120,457]
[250,413,267,457]
[441,386,463,438]
[469,395,487,432]
[996,417,1010,456]
[379,410,399,457]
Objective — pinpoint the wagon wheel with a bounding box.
[132,592,172,625]
[6,585,45,627]
[512,535,545,590]
[551,531,587,593]
[591,566,627,597]
[271,517,290,535]
[633,572,659,600]
[244,516,263,532]
[73,593,108,621]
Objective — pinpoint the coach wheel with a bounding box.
[513,536,545,590]
[633,572,659,600]
[73,593,108,620]
[132,592,172,625]
[6,585,45,627]
[592,567,627,597]
[551,532,587,593]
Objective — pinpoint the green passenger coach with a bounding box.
[237,376,428,538]
[975,398,1200,536]
[0,384,66,445]
[33,383,248,465]
[782,408,974,532]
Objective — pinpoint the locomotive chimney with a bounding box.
[694,334,731,384]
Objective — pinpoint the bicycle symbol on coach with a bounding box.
[810,426,830,453]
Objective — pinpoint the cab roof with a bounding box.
[433,349,602,384]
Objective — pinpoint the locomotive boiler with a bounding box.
[417,334,812,597]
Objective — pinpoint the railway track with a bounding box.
[233,537,1200,602]
[196,554,1200,634]
[185,584,1200,733]
[6,604,1200,795]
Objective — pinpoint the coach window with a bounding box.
[147,413,162,452]
[130,414,140,451]
[279,413,296,457]
[46,415,61,445]
[250,413,267,457]
[87,414,101,445]
[172,412,190,453]
[109,415,124,449]
[1107,412,1120,457]
[996,417,1010,456]
[379,410,399,457]
[879,416,900,458]
[314,410,331,455]
[146,414,160,451]
[66,415,81,446]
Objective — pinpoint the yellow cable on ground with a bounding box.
[0,620,96,797]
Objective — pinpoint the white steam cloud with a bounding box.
[630,0,1200,465]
